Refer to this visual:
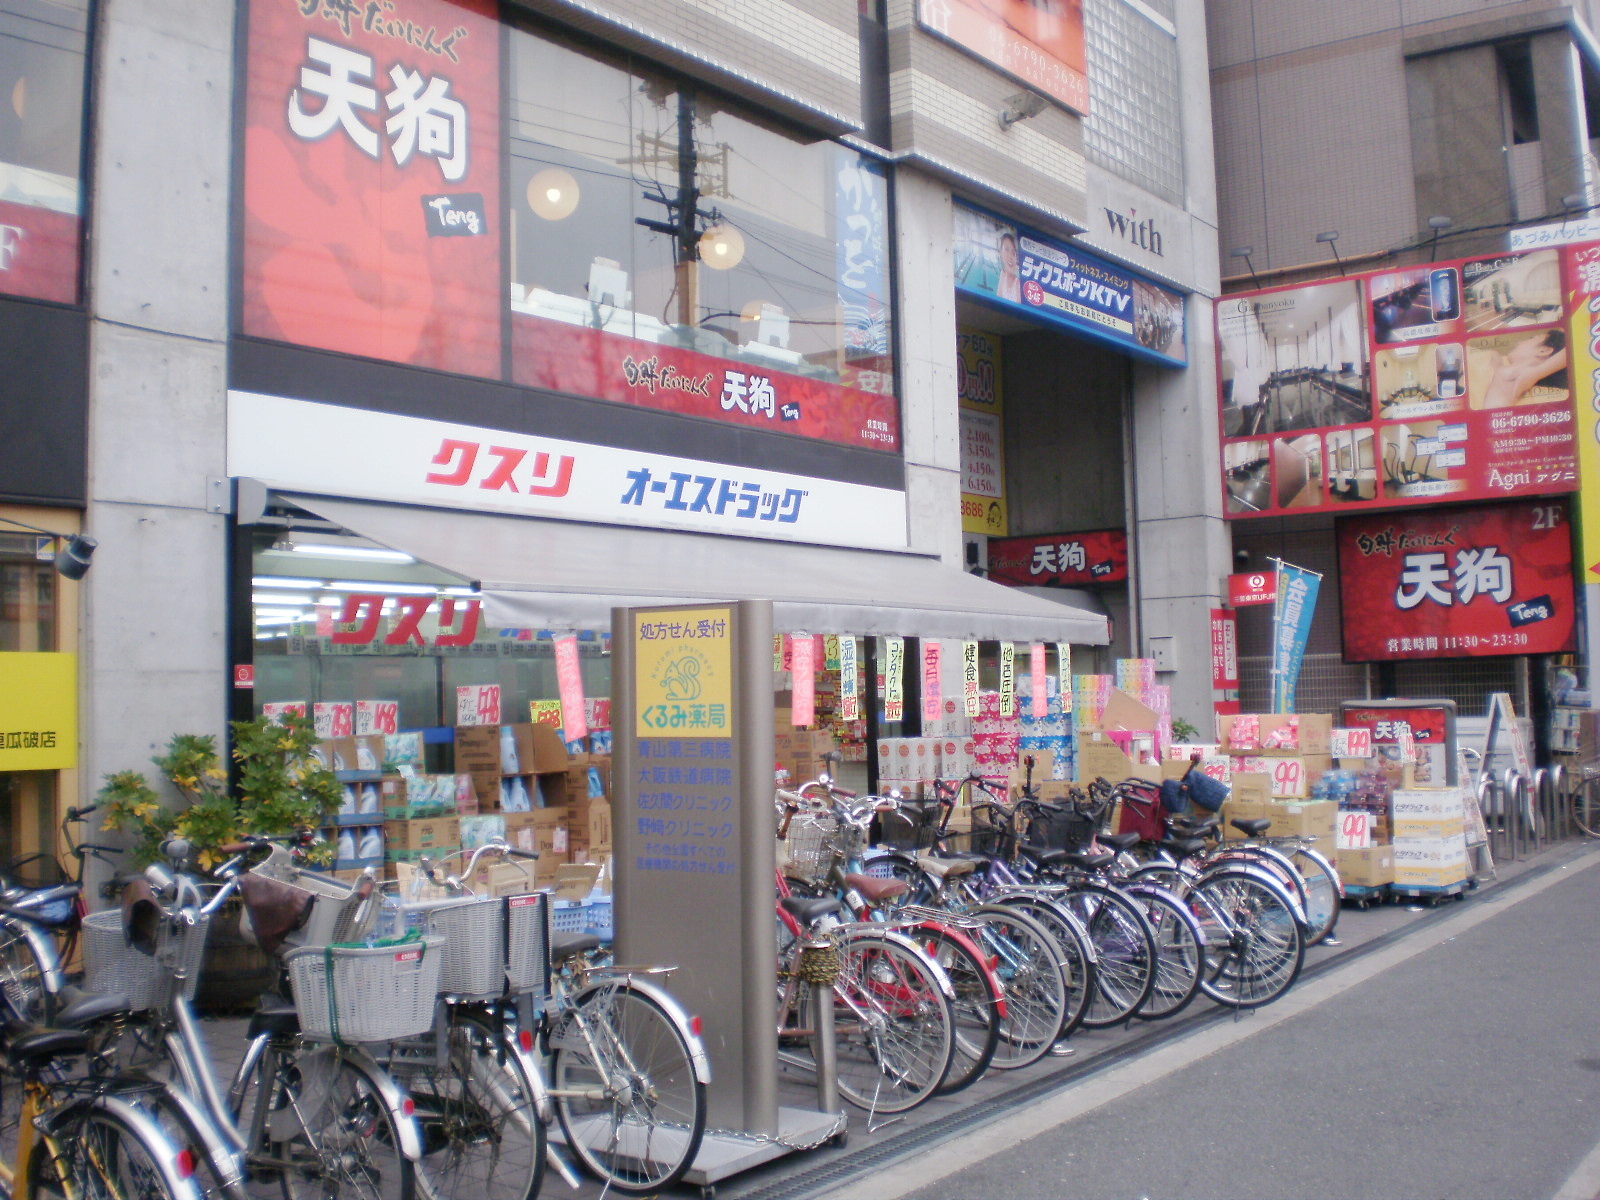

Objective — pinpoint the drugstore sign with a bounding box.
[1335,499,1576,661]
[0,653,76,770]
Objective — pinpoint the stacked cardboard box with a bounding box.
[776,728,837,787]
[1390,787,1468,888]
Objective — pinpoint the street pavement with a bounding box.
[191,837,1600,1200]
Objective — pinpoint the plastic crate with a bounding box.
[83,908,209,1012]
[285,935,442,1043]
[551,897,612,941]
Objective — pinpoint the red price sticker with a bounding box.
[1337,810,1372,849]
[1332,727,1373,758]
[1271,758,1306,797]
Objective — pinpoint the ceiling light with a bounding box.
[528,168,580,220]
[287,543,415,563]
[252,593,314,605]
[253,576,327,588]
[324,581,442,595]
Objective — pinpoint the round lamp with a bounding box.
[699,223,745,270]
[527,168,580,220]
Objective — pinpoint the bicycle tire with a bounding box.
[0,918,51,1027]
[802,928,954,1114]
[29,1101,204,1200]
[235,1042,416,1200]
[1285,845,1341,945]
[912,925,1001,1094]
[389,1012,545,1200]
[984,893,1097,1040]
[1053,884,1157,1029]
[964,905,1069,1069]
[1574,777,1600,837]
[1190,870,1305,1009]
[1123,883,1205,1021]
[551,982,707,1193]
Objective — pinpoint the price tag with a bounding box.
[1336,810,1372,849]
[457,684,501,727]
[315,702,354,739]
[1270,757,1307,798]
[1331,727,1373,758]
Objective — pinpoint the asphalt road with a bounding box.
[864,847,1600,1200]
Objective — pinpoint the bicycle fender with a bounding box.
[569,974,714,1085]
[340,1047,425,1161]
[497,1024,553,1123]
[3,912,67,998]
[851,926,959,1002]
[1293,844,1346,899]
[154,1077,251,1196]
[1192,860,1309,929]
[44,1094,205,1200]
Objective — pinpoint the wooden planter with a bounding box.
[195,899,277,1012]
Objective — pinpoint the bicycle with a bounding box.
[775,782,1004,1093]
[402,840,710,1195]
[1570,763,1600,837]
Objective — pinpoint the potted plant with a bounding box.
[97,712,342,1007]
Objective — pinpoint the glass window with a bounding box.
[507,28,897,440]
[0,532,56,651]
[0,0,87,303]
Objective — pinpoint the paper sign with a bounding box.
[1055,643,1070,702]
[1395,721,1416,762]
[839,636,860,721]
[1331,727,1373,758]
[355,700,399,736]
[314,702,354,739]
[529,700,563,726]
[457,684,501,726]
[1031,644,1048,717]
[962,641,980,717]
[824,634,841,671]
[791,633,815,726]
[1270,757,1306,798]
[885,636,905,722]
[554,635,588,741]
[922,641,943,724]
[1337,810,1373,849]
[262,701,307,725]
[999,642,1015,717]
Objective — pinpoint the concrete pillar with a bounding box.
[1530,31,1591,211]
[82,0,235,795]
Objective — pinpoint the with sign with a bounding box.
[1229,572,1277,606]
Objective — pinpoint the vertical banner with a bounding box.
[884,637,905,721]
[1031,644,1048,717]
[773,635,783,672]
[839,636,859,721]
[824,635,841,671]
[922,641,943,724]
[1210,608,1239,689]
[962,641,980,717]
[553,634,589,740]
[1568,242,1600,577]
[999,642,1016,717]
[1270,562,1322,712]
[791,633,816,726]
[242,0,504,377]
[1055,643,1071,701]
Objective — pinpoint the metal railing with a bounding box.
[1474,762,1577,864]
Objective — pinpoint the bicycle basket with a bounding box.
[942,802,1016,858]
[83,908,210,1012]
[1023,800,1099,852]
[285,934,442,1043]
[874,800,944,852]
[503,892,552,1000]
[1113,780,1169,842]
[247,864,380,951]
[414,895,505,996]
[782,812,838,883]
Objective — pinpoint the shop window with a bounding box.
[0,0,88,304]
[507,27,898,440]
[251,528,612,739]
[0,532,56,651]
[0,769,53,867]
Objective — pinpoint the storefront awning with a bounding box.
[282,493,1112,644]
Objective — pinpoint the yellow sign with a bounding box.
[634,607,734,737]
[0,653,77,770]
[1569,280,1600,575]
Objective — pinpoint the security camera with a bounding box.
[1233,548,1251,567]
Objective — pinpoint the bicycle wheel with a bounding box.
[1191,871,1305,1009]
[1574,777,1600,837]
[550,982,706,1193]
[1285,846,1341,945]
[238,1043,415,1200]
[29,1103,202,1200]
[391,1013,544,1200]
[913,926,1000,1094]
[987,894,1096,1040]
[805,929,953,1113]
[965,906,1068,1070]
[1055,885,1157,1029]
[0,920,50,1026]
[1123,883,1204,1021]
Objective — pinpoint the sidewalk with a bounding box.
[187,836,1597,1199]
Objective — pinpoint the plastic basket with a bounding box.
[504,892,551,998]
[83,908,210,1012]
[551,897,613,941]
[285,935,442,1043]
[874,801,944,852]
[248,854,381,950]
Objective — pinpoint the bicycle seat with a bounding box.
[1230,818,1273,837]
[844,872,908,903]
[915,854,977,879]
[54,985,131,1029]
[1021,847,1072,869]
[247,1001,301,1040]
[7,1027,91,1073]
[1099,832,1141,851]
[1162,836,1209,856]
[779,895,841,926]
[1064,849,1117,871]
[552,931,604,961]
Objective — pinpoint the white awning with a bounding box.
[281,493,1111,644]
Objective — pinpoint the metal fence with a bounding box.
[1472,761,1584,868]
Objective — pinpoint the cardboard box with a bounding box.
[1391,788,1466,839]
[383,816,462,854]
[1392,834,1469,887]
[1080,689,1161,734]
[504,807,570,860]
[1221,713,1333,756]
[1230,754,1333,798]
[1076,736,1161,784]
[1228,772,1271,806]
[1334,845,1394,888]
[1220,798,1337,843]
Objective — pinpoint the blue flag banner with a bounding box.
[1270,562,1321,712]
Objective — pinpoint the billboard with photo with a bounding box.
[917,0,1089,117]
[1216,248,1576,518]
[1336,498,1576,662]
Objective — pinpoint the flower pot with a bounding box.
[195,899,276,1012]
